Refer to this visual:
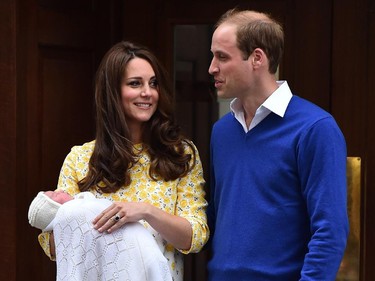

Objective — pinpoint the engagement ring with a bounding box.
[113,214,121,222]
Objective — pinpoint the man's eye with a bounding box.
[218,54,227,60]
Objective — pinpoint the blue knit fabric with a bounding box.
[207,95,349,281]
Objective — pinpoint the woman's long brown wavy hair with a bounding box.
[78,41,196,193]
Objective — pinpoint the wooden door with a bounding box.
[15,1,121,280]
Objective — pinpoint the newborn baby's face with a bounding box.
[45,190,74,204]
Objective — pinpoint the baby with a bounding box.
[28,190,172,281]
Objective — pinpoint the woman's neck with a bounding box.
[128,123,143,144]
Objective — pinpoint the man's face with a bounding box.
[208,23,254,99]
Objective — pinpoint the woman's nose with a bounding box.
[140,86,151,97]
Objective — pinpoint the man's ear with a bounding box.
[251,48,265,68]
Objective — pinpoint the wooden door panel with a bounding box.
[363,1,375,279]
[0,0,17,279]
[38,7,95,47]
[40,47,95,187]
[16,1,121,280]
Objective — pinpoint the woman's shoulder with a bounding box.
[71,140,95,153]
[181,139,200,155]
[66,140,95,160]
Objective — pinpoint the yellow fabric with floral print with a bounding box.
[38,140,209,281]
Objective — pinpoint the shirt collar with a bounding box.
[262,80,293,117]
[230,80,293,118]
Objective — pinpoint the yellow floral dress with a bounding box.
[38,140,209,281]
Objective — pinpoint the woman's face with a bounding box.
[121,57,159,133]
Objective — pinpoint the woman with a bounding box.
[37,41,209,280]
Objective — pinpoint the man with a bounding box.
[207,8,349,281]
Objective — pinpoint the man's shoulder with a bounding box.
[289,95,332,119]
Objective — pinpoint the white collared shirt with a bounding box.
[230,80,293,132]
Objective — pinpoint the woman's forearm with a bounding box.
[144,204,192,250]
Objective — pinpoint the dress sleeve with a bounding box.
[37,145,84,259]
[57,144,89,194]
[175,142,209,254]
[38,231,55,261]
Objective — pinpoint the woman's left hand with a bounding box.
[92,201,150,233]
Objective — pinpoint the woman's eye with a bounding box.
[150,79,158,88]
[128,80,141,87]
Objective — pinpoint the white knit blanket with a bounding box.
[51,192,172,281]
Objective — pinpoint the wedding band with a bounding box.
[113,214,121,222]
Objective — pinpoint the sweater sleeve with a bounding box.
[176,142,209,254]
[298,117,349,280]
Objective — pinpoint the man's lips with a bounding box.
[214,80,223,88]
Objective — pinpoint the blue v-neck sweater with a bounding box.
[207,96,349,281]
